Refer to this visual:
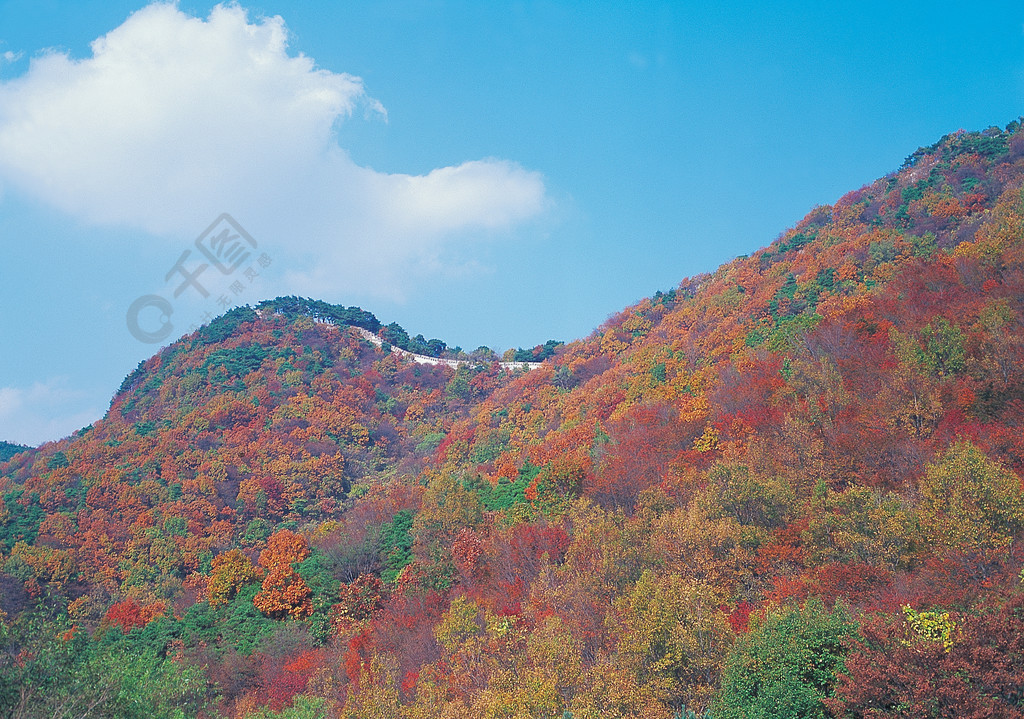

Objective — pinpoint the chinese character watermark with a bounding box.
[126,214,271,343]
[195,213,257,274]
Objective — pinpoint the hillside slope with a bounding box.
[3,122,1024,718]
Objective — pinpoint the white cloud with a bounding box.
[0,378,102,447]
[0,2,546,296]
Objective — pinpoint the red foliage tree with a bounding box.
[102,598,166,633]
[829,591,1024,718]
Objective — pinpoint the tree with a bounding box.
[919,318,965,377]
[413,472,482,559]
[102,598,166,633]
[0,442,31,463]
[919,441,1024,552]
[713,597,857,719]
[699,463,795,530]
[246,695,334,718]
[613,571,733,713]
[829,593,1024,718]
[339,654,401,719]
[879,328,943,437]
[208,549,263,607]
[0,610,206,718]
[331,573,384,630]
[380,322,410,350]
[379,510,415,584]
[801,485,917,570]
[254,530,313,619]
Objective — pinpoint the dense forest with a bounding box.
[3,122,1024,717]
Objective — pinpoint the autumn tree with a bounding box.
[829,592,1024,718]
[412,471,483,558]
[879,327,944,437]
[101,599,166,634]
[254,530,313,619]
[612,571,733,713]
[919,441,1024,553]
[801,484,918,570]
[331,573,384,630]
[208,549,263,607]
[698,463,795,530]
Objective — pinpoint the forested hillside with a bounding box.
[3,122,1024,718]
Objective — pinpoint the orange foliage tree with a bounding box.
[253,529,313,619]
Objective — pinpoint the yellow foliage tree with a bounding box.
[919,441,1024,552]
[611,571,733,713]
[207,549,263,607]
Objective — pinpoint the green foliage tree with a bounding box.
[0,610,206,718]
[204,343,269,378]
[0,442,31,462]
[469,461,537,511]
[179,583,278,654]
[802,485,918,569]
[379,509,415,583]
[246,695,333,718]
[195,305,257,345]
[380,322,411,350]
[699,463,795,530]
[919,317,966,377]
[446,368,473,399]
[713,597,857,719]
[513,339,563,363]
[0,490,45,551]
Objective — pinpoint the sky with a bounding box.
[0,1,1022,447]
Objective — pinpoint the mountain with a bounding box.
[0,442,31,463]
[3,122,1024,718]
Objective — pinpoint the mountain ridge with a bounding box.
[3,120,1024,718]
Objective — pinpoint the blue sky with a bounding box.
[1,0,1022,446]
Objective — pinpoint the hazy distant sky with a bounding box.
[1,0,1023,445]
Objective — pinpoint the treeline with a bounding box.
[378,322,449,358]
[256,297,381,333]
[0,442,30,462]
[260,296,562,363]
[111,296,563,412]
[512,338,563,362]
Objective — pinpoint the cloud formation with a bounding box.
[0,3,546,295]
[0,379,102,447]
